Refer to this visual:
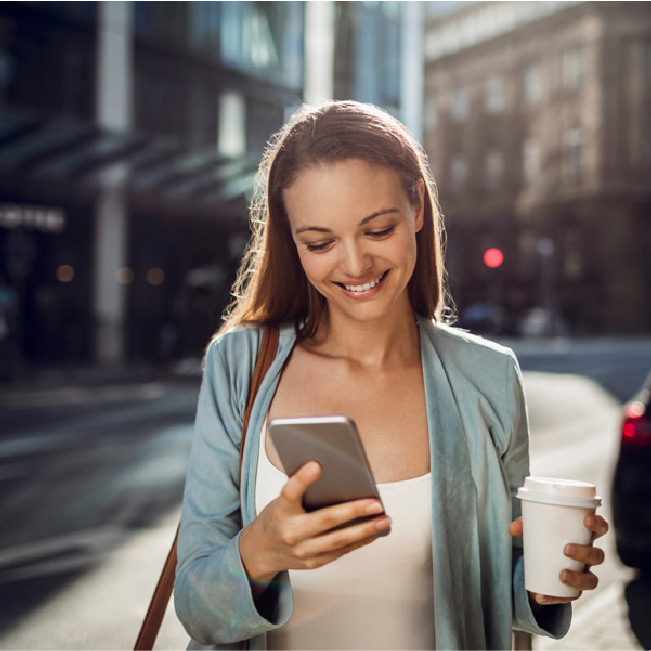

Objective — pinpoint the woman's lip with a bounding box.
[335,270,388,289]
[334,270,389,297]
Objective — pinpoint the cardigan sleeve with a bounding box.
[174,334,292,646]
[505,353,572,639]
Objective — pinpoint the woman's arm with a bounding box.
[174,336,292,645]
[503,354,573,639]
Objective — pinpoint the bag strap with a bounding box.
[134,324,280,650]
[240,324,280,478]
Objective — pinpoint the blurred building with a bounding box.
[424,1,651,334]
[0,1,304,369]
[0,1,424,371]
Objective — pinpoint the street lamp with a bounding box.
[484,248,504,334]
[537,238,556,336]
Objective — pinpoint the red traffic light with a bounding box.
[484,248,504,268]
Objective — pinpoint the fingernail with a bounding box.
[564,543,576,557]
[376,516,391,530]
[538,595,548,604]
[586,515,595,528]
[561,570,572,583]
[367,502,383,515]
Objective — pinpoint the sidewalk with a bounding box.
[0,357,202,404]
[535,579,642,650]
[494,335,651,357]
[0,510,189,650]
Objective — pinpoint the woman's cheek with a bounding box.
[299,254,328,285]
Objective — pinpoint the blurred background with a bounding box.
[0,1,650,649]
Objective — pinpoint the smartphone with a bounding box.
[267,415,389,536]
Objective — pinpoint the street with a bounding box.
[0,380,199,649]
[0,338,649,650]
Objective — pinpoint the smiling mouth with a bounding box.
[335,270,388,293]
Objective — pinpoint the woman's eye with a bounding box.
[367,225,396,239]
[306,241,334,252]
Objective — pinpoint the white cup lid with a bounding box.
[516,476,602,508]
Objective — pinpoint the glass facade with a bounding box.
[352,2,401,113]
[0,1,305,366]
[0,3,96,119]
[134,2,303,89]
[133,2,303,156]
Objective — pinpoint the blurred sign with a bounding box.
[0,203,66,232]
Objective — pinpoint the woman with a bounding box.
[174,101,608,650]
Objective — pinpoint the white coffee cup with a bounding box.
[516,476,602,598]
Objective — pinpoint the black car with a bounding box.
[612,370,651,570]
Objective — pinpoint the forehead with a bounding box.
[283,160,405,222]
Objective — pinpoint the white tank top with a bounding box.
[254,422,435,650]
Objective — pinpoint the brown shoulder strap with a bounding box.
[240,324,280,476]
[134,324,280,650]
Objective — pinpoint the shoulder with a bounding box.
[420,317,517,367]
[208,323,263,360]
[419,319,526,447]
[205,321,295,382]
[419,317,523,411]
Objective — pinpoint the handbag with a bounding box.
[134,324,280,650]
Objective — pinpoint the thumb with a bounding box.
[279,461,321,508]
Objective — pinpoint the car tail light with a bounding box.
[621,402,651,447]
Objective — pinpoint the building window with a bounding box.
[564,228,583,280]
[518,231,537,276]
[189,3,221,51]
[220,3,280,71]
[563,46,585,88]
[218,91,246,157]
[451,85,467,122]
[424,95,437,130]
[451,156,467,190]
[484,149,503,188]
[523,137,540,184]
[524,62,541,103]
[563,125,583,181]
[485,75,504,113]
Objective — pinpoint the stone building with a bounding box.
[424,1,651,334]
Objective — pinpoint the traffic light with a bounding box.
[484,248,504,268]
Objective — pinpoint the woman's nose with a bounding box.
[339,241,372,277]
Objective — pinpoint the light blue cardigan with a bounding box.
[174,317,571,650]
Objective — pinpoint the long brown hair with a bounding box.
[218,100,451,340]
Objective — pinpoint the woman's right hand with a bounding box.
[238,461,390,586]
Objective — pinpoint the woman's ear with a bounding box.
[414,178,425,233]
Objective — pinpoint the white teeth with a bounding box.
[343,273,385,292]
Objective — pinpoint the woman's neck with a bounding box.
[306,305,421,369]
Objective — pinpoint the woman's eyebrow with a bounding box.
[294,209,399,235]
[359,209,399,225]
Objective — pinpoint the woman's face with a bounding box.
[283,159,424,326]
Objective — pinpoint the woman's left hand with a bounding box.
[508,513,609,605]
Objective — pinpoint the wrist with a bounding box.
[239,524,278,585]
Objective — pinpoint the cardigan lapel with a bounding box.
[420,320,485,650]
